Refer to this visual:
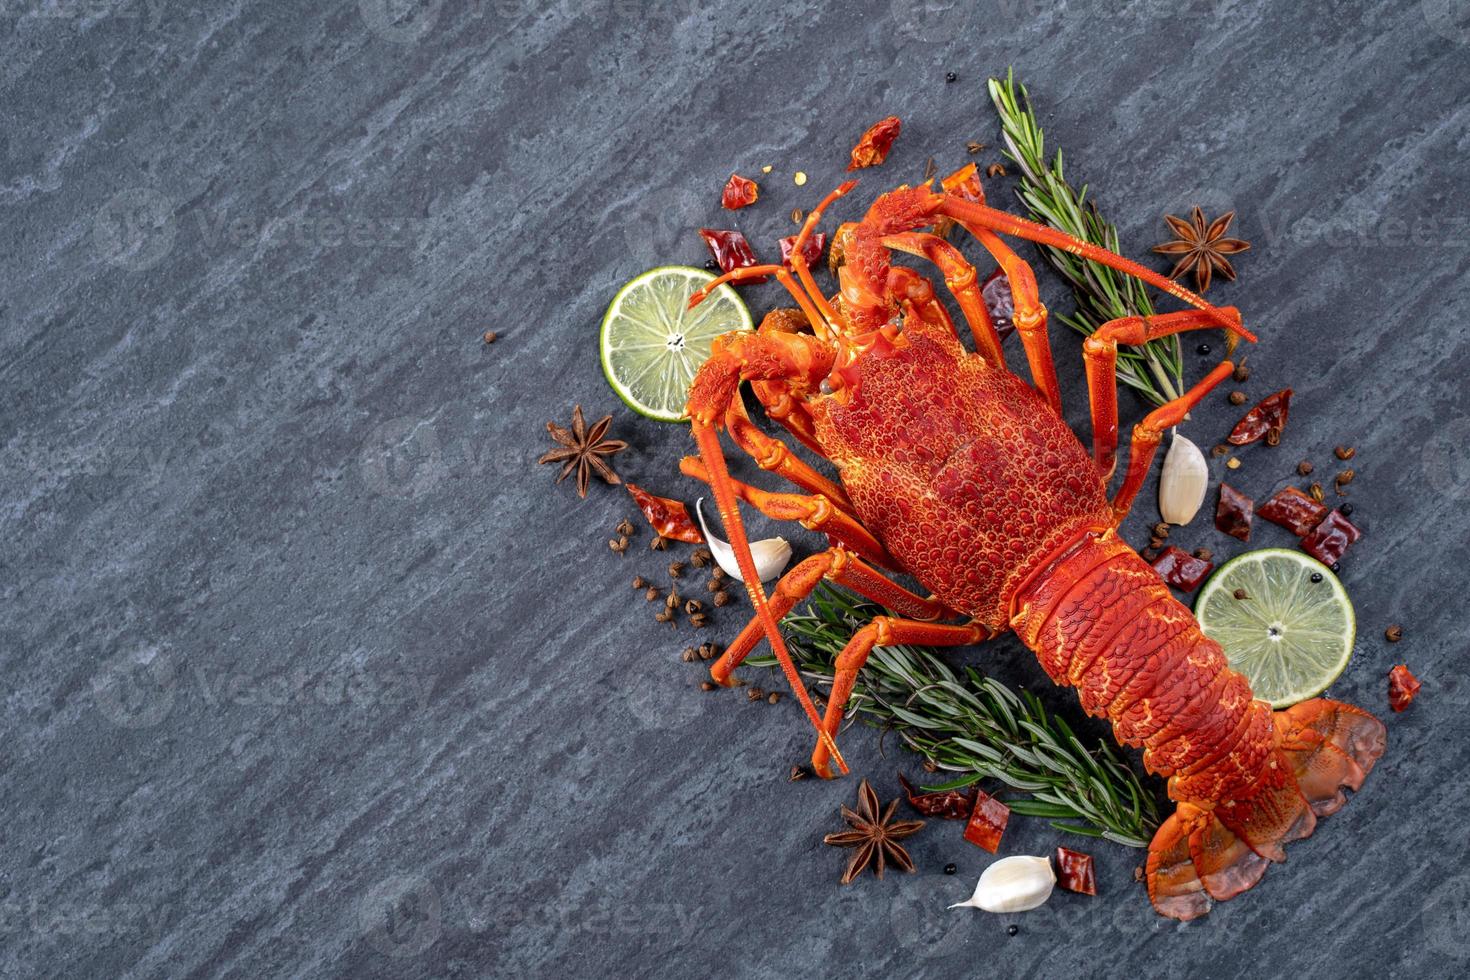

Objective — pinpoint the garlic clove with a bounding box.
[695,499,793,583]
[948,855,1056,913]
[1158,430,1209,525]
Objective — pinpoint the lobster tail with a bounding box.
[1012,531,1387,921]
[1146,698,1387,919]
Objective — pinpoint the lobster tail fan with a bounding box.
[1188,812,1270,901]
[1276,698,1387,794]
[1213,761,1317,863]
[1147,698,1387,919]
[1146,811,1212,921]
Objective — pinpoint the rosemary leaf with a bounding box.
[988,68,1184,407]
[750,584,1163,847]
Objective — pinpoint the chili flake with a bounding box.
[1215,482,1254,541]
[933,163,983,240]
[1054,847,1097,896]
[847,116,902,171]
[1257,486,1329,536]
[1388,664,1421,712]
[1300,509,1361,566]
[626,484,704,544]
[1150,546,1214,592]
[698,228,768,282]
[1228,389,1292,446]
[981,270,1017,340]
[721,173,760,210]
[897,773,976,820]
[962,787,1010,853]
[778,232,828,271]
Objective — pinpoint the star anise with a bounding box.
[1152,206,1251,293]
[537,405,627,498]
[822,779,925,884]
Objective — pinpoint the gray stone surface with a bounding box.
[3,1,1469,976]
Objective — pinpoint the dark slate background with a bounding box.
[3,1,1469,977]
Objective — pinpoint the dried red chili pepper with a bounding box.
[897,773,976,820]
[1054,847,1097,896]
[941,161,983,202]
[1257,486,1330,536]
[1388,664,1421,712]
[698,228,768,283]
[1228,388,1292,446]
[626,484,703,544]
[1150,546,1214,592]
[778,232,827,271]
[721,173,759,210]
[962,788,1009,853]
[980,269,1017,341]
[1215,482,1254,541]
[847,116,902,171]
[1300,508,1361,566]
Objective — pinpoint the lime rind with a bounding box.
[600,266,752,422]
[1194,548,1355,709]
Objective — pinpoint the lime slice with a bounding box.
[600,266,753,422]
[1194,548,1356,708]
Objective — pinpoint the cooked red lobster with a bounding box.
[680,177,1385,919]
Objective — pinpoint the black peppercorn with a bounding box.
[945,71,957,82]
[1007,924,1019,937]
[1310,572,1324,583]
[1331,562,1342,573]
[704,258,719,271]
[1197,343,1211,355]
[944,863,957,875]
[1339,502,1354,516]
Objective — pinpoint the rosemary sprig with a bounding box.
[988,68,1184,406]
[752,585,1162,847]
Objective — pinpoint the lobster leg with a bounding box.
[937,195,1258,343]
[879,231,1008,369]
[943,217,1061,415]
[1082,307,1245,480]
[687,331,848,771]
[1110,360,1236,523]
[812,618,989,778]
[709,548,955,687]
[724,395,851,509]
[679,455,891,568]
